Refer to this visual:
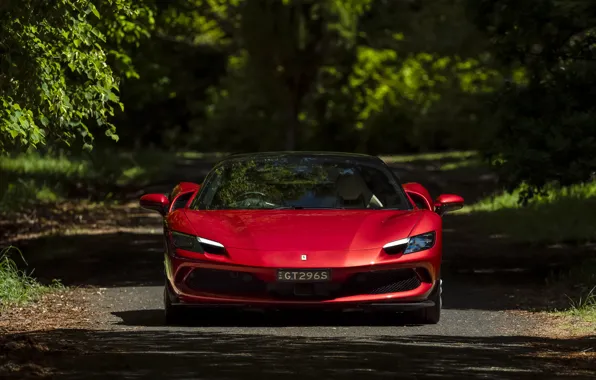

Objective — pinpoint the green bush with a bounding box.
[463,181,596,244]
[0,246,60,308]
[0,149,177,211]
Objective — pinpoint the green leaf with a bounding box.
[0,0,153,153]
[90,4,100,19]
[40,115,49,127]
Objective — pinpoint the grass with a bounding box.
[0,148,181,212]
[438,157,482,171]
[380,150,483,172]
[461,181,596,244]
[463,182,596,331]
[554,258,596,334]
[379,150,477,164]
[567,287,596,319]
[0,246,61,309]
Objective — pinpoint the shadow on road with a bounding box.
[111,308,440,328]
[2,329,594,380]
[16,232,165,287]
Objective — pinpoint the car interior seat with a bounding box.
[334,173,385,209]
[335,174,373,208]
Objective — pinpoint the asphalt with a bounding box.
[97,282,529,337]
[17,279,594,380]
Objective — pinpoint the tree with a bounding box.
[0,0,152,152]
[105,0,229,149]
[467,0,596,202]
[240,0,374,150]
[194,0,499,152]
[163,0,374,150]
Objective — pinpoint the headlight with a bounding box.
[404,232,435,254]
[383,232,436,255]
[171,231,226,255]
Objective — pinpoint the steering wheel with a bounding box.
[233,191,280,208]
[238,191,267,200]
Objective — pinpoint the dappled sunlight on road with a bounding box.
[1,329,594,380]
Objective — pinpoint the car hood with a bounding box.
[182,209,423,251]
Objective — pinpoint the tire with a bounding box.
[163,282,186,325]
[407,279,442,325]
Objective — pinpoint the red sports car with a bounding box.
[140,152,464,325]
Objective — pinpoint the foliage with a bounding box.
[3,0,595,202]
[468,0,596,202]
[187,0,501,152]
[104,0,229,149]
[567,284,596,317]
[0,0,153,152]
[0,149,177,211]
[556,258,596,333]
[0,246,59,308]
[462,181,596,244]
[380,150,477,164]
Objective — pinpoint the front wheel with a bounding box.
[406,279,442,325]
[164,283,186,325]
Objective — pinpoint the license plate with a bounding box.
[276,269,331,282]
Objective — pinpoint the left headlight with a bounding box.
[171,231,226,255]
[383,231,436,255]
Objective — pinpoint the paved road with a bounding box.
[97,282,529,337]
[18,279,593,380]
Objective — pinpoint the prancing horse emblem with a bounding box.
[301,254,307,261]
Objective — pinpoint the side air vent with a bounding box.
[409,193,431,210]
[171,192,193,211]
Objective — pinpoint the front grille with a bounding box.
[339,269,421,296]
[185,268,267,297]
[184,268,422,300]
[268,282,341,300]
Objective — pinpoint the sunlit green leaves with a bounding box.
[0,0,152,152]
[346,47,500,130]
[191,0,503,152]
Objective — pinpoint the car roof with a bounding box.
[216,151,384,166]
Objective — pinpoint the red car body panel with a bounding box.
[141,152,464,311]
[163,208,444,308]
[182,209,424,251]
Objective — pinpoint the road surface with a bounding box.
[12,275,592,380]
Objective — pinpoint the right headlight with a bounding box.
[403,232,436,254]
[383,231,436,255]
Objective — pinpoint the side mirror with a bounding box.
[434,194,464,216]
[140,193,169,216]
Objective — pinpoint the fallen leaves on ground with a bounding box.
[0,200,160,245]
[513,310,596,373]
[0,288,99,332]
[0,288,99,379]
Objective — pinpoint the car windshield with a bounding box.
[194,156,412,210]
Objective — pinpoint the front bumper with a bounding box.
[165,249,440,310]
